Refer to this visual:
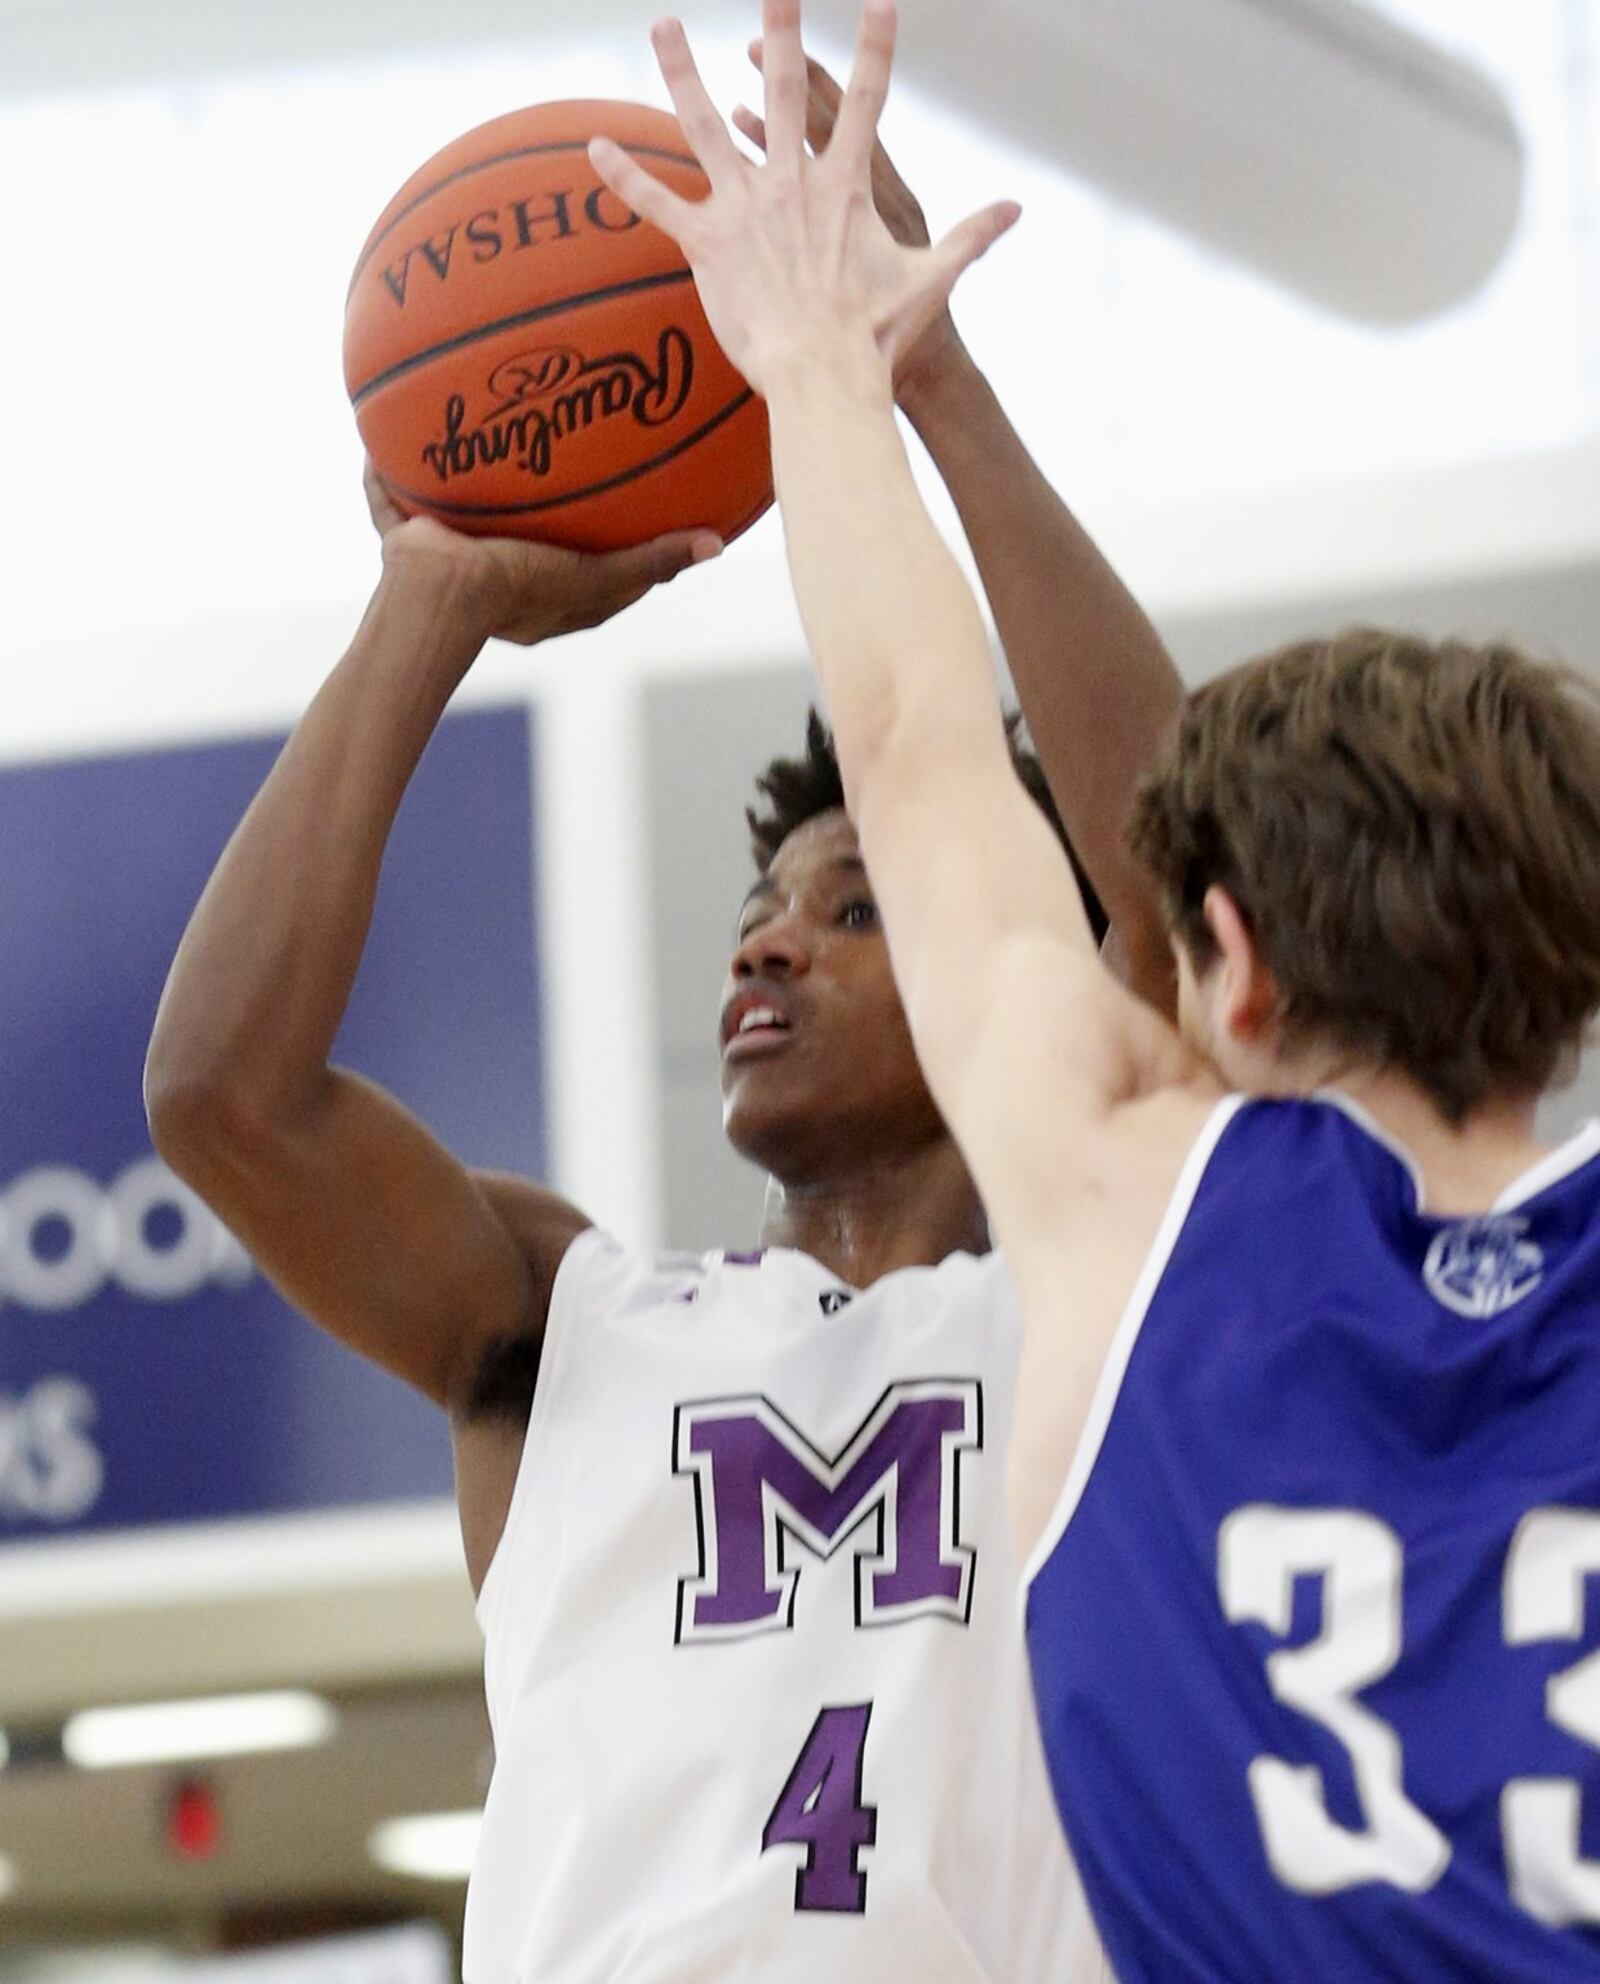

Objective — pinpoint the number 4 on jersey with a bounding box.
[763,1704,878,1913]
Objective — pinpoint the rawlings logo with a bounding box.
[420,329,695,485]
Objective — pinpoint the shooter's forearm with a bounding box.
[902,343,1182,1009]
[146,560,491,1124]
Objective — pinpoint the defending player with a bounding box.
[145,57,1175,1982]
[598,2,1600,1976]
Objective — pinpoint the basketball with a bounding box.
[344,101,773,552]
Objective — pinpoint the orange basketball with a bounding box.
[344,101,772,552]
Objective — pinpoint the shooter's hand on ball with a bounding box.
[589,0,1018,400]
[364,459,721,648]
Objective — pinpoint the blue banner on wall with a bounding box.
[0,705,545,1540]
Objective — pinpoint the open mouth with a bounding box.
[736,1005,787,1038]
[721,990,797,1059]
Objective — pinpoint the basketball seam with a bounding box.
[379,388,760,516]
[349,139,702,287]
[348,268,700,406]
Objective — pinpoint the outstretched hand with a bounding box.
[732,36,966,396]
[364,460,721,646]
[588,0,1018,399]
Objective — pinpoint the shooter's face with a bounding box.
[718,809,946,1184]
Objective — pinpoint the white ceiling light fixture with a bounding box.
[802,0,1524,325]
[62,1691,337,1770]
[369,1808,483,1882]
[0,0,1523,325]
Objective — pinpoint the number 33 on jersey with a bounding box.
[1026,1097,1600,1984]
[1220,1502,1600,1924]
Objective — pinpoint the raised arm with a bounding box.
[593,0,1210,1551]
[736,50,1183,1011]
[145,476,715,1585]
[901,353,1180,1007]
[595,4,1179,1210]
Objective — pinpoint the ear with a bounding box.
[1202,886,1279,1041]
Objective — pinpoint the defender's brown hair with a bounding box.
[1129,629,1600,1121]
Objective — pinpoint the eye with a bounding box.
[839,897,878,931]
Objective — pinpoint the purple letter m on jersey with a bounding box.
[673,1380,982,1643]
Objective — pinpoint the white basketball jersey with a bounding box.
[465,1233,1107,1983]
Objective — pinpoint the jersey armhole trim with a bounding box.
[474,1224,611,1633]
[1021,1093,1246,1595]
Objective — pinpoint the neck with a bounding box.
[1323,1068,1549,1215]
[757,1137,988,1288]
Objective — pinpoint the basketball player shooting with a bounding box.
[594,2,1600,1977]
[144,34,1180,1981]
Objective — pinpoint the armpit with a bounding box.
[464,1328,543,1425]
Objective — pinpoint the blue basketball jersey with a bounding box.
[1025,1094,1600,1982]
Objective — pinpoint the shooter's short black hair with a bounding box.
[746,708,1110,945]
